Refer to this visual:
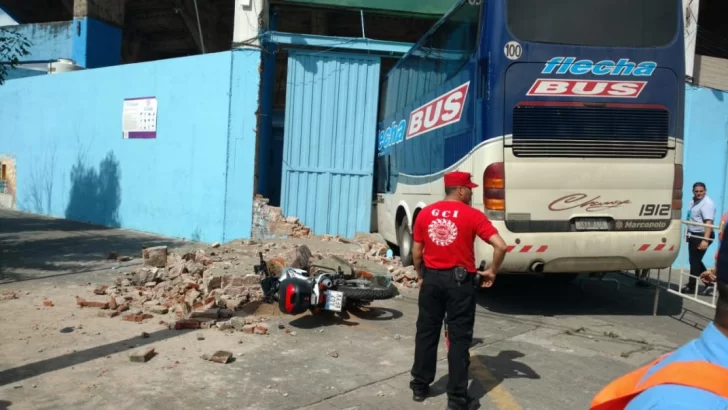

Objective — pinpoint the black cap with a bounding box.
[716,237,728,284]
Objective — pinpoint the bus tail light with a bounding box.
[672,164,683,212]
[484,162,505,217]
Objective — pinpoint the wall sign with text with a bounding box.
[123,97,158,139]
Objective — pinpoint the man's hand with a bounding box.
[477,267,496,288]
[700,269,716,285]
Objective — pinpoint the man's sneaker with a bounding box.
[446,396,480,410]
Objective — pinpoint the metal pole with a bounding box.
[192,0,206,53]
[653,268,661,316]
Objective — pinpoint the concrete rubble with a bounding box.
[78,209,420,329]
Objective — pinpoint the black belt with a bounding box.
[424,267,475,275]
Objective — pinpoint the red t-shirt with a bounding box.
[413,200,498,272]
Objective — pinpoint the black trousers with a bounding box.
[410,267,476,406]
[687,236,708,288]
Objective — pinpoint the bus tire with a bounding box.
[397,220,413,267]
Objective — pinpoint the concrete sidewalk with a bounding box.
[0,211,715,410]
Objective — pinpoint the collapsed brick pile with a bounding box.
[391,266,420,288]
[76,244,272,331]
[76,231,418,329]
[251,196,313,239]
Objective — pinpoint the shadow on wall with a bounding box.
[65,151,122,228]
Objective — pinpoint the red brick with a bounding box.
[108,296,118,310]
[94,285,109,295]
[43,300,54,307]
[174,319,201,330]
[122,314,153,322]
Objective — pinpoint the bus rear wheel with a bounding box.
[397,221,413,267]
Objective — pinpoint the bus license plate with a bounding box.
[575,218,610,231]
[325,291,344,312]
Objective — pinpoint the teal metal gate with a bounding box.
[281,50,381,238]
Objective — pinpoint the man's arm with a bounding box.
[413,241,424,279]
[486,233,507,273]
[700,201,716,249]
[475,216,508,272]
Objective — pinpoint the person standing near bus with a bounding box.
[684,182,716,293]
[589,232,728,409]
[408,171,508,410]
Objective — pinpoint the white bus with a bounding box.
[374,0,685,280]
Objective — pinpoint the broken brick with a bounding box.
[130,347,156,363]
[254,323,269,335]
[43,300,54,307]
[174,319,202,330]
[143,246,168,268]
[108,296,118,310]
[77,297,110,309]
[94,285,109,295]
[242,324,256,334]
[98,310,119,318]
[190,309,220,320]
[148,305,169,315]
[122,313,153,323]
[209,350,232,364]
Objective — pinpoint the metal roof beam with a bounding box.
[259,30,414,55]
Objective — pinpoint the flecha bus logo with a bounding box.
[527,79,647,98]
[406,82,470,139]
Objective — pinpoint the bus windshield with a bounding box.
[506,0,679,48]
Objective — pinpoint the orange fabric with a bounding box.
[590,354,728,410]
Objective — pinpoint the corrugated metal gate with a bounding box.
[281,50,381,237]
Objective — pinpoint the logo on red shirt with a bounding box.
[428,218,458,246]
[413,201,498,272]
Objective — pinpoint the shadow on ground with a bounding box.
[429,350,540,402]
[477,273,685,317]
[0,327,192,387]
[0,210,194,283]
[287,306,404,329]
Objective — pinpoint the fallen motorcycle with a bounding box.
[254,252,396,315]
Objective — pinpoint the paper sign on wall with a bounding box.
[123,97,158,139]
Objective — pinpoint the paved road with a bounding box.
[0,210,715,410]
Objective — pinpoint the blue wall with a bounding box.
[0,49,261,243]
[72,18,122,68]
[674,84,728,270]
[3,22,73,62]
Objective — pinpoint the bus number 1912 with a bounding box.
[639,204,670,217]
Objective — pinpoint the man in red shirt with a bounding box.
[409,171,508,410]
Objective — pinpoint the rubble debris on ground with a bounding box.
[79,223,415,330]
[130,347,156,363]
[202,350,233,364]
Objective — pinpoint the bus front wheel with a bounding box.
[397,221,413,267]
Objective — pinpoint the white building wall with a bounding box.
[234,0,268,46]
[683,0,701,80]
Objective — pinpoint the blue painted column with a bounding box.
[72,0,125,68]
[257,10,278,200]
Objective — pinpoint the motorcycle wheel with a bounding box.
[337,279,396,301]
